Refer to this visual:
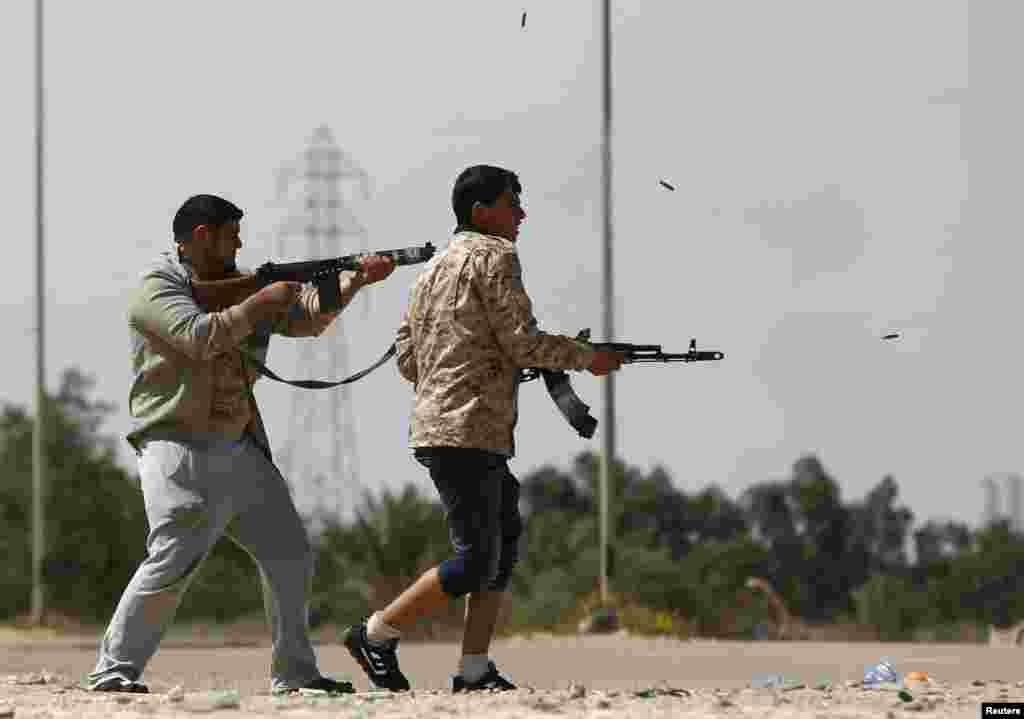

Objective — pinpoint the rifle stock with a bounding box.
[190,272,264,312]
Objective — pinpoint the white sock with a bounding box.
[366,611,401,646]
[458,654,490,683]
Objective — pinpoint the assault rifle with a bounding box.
[520,329,725,438]
[189,242,436,390]
[191,242,436,313]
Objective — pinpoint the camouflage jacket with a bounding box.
[396,231,594,456]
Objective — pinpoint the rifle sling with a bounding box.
[239,343,397,390]
[239,341,598,438]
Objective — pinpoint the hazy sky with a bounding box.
[1,1,1003,528]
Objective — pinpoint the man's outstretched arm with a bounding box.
[476,249,594,370]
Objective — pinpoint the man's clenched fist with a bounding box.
[587,350,625,376]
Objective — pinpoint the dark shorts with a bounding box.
[414,447,523,597]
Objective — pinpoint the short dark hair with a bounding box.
[451,165,522,228]
[172,194,244,241]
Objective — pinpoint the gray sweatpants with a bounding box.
[90,434,320,692]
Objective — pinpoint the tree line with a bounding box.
[2,368,1022,641]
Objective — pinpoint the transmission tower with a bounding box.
[981,473,1024,533]
[982,475,1002,528]
[1008,474,1023,534]
[272,125,372,520]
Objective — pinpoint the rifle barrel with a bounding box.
[625,352,725,362]
[595,343,662,352]
[258,242,436,283]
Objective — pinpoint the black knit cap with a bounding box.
[172,194,244,238]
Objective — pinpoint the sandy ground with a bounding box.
[2,633,1022,717]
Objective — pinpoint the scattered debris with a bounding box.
[630,687,688,699]
[863,660,898,688]
[751,675,782,689]
[165,685,185,703]
[568,682,586,700]
[184,689,241,712]
[209,689,241,709]
[751,674,803,691]
[9,672,50,686]
[358,692,394,702]
[521,11,527,28]
[659,179,676,191]
[521,695,561,712]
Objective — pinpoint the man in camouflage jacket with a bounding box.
[342,166,623,693]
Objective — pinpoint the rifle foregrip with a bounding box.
[335,243,437,271]
[381,243,437,266]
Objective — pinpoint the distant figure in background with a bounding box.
[342,165,624,692]
[87,194,394,695]
[978,569,1024,647]
[745,577,810,640]
[989,623,1024,646]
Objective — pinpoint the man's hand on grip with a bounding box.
[262,281,303,308]
[587,350,625,376]
[234,281,303,326]
[357,255,395,285]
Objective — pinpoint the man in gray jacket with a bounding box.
[88,194,394,695]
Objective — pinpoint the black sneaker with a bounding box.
[341,621,410,692]
[89,675,149,693]
[273,676,355,696]
[452,662,516,692]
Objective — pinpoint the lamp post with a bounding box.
[31,0,47,626]
[598,0,614,605]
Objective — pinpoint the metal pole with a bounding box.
[598,0,614,604]
[31,0,46,626]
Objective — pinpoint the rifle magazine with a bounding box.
[540,369,598,439]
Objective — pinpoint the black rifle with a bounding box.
[254,242,436,312]
[520,329,725,438]
[193,242,437,314]
[192,243,437,390]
